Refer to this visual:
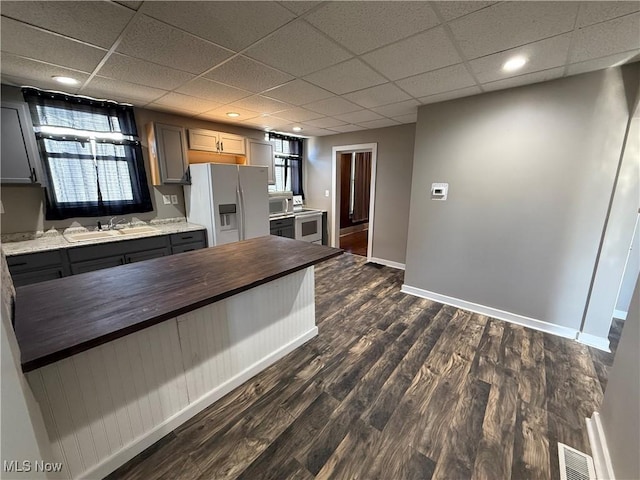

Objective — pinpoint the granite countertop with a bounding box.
[1,218,206,256]
[14,236,343,372]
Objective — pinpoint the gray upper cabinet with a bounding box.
[246,138,275,185]
[146,122,190,185]
[1,101,42,184]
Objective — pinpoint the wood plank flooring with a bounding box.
[107,254,623,480]
[339,230,368,257]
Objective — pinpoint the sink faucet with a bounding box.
[108,216,126,230]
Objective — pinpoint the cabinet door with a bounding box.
[171,241,205,254]
[219,132,245,155]
[188,129,219,152]
[70,256,125,274]
[1,102,41,184]
[147,123,189,185]
[247,139,275,185]
[11,267,65,287]
[281,225,295,239]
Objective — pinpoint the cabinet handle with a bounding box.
[220,141,224,151]
[181,235,193,240]
[30,168,37,183]
[216,140,220,151]
[11,262,28,267]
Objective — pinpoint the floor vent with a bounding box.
[558,443,597,480]
[365,262,384,269]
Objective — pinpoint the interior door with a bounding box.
[238,165,269,240]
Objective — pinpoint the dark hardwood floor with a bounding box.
[340,230,368,257]
[107,254,623,480]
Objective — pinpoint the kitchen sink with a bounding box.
[65,230,122,242]
[117,226,160,235]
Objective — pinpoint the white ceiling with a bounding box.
[1,1,639,137]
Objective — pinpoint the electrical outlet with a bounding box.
[162,195,171,205]
[324,189,330,198]
[171,194,178,205]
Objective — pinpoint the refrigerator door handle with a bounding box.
[236,186,245,241]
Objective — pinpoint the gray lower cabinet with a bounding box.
[270,217,295,239]
[7,230,207,286]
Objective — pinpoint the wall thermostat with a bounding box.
[431,183,448,200]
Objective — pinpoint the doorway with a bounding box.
[331,143,377,260]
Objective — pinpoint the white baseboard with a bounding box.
[368,256,405,270]
[576,332,611,352]
[613,309,627,320]
[400,284,578,340]
[80,327,318,480]
[586,412,615,480]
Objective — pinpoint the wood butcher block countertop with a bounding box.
[14,236,342,372]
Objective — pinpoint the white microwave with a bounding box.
[268,191,293,216]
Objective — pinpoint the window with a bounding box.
[268,132,304,196]
[22,88,152,220]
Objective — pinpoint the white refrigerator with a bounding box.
[185,163,269,246]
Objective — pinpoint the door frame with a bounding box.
[331,143,377,261]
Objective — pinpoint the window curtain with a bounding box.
[352,151,371,223]
[269,132,304,197]
[22,88,153,220]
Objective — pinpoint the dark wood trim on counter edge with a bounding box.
[14,236,343,372]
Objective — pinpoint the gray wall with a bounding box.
[404,67,636,331]
[306,123,415,265]
[0,85,268,234]
[599,276,639,480]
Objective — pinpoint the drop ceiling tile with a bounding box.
[357,118,401,129]
[481,67,565,92]
[204,56,293,93]
[278,1,322,16]
[140,1,295,52]
[303,59,386,95]
[242,115,292,130]
[305,1,439,55]
[297,126,334,137]
[227,95,291,115]
[370,99,420,117]
[469,33,572,83]
[566,50,640,76]
[244,20,352,76]
[198,105,261,121]
[116,15,234,75]
[449,2,579,60]
[577,2,640,27]
[302,117,348,128]
[98,53,195,91]
[432,1,496,21]
[570,12,640,63]
[151,92,221,114]
[0,1,134,49]
[392,113,418,124]
[176,78,251,104]
[335,110,384,124]
[418,85,482,105]
[303,96,361,116]
[263,80,333,105]
[0,54,90,92]
[272,107,324,123]
[343,83,412,109]
[327,124,366,133]
[1,17,106,72]
[361,27,461,81]
[396,64,476,98]
[81,76,168,104]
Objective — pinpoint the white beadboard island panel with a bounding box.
[25,266,317,479]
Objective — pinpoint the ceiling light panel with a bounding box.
[304,1,439,54]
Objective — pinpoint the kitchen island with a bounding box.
[13,236,341,479]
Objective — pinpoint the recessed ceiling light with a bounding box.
[226,112,240,118]
[502,56,527,72]
[52,76,79,85]
[292,126,303,132]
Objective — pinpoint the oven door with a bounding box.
[295,212,322,243]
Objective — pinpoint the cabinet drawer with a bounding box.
[270,218,294,229]
[171,241,205,254]
[70,256,125,275]
[125,247,170,264]
[68,236,170,262]
[11,267,65,287]
[169,230,206,246]
[7,250,66,273]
